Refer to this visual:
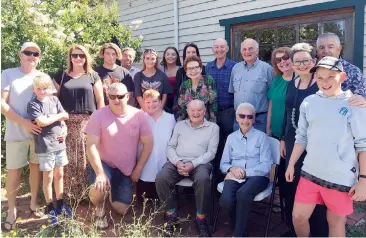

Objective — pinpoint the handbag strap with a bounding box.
[57,70,66,97]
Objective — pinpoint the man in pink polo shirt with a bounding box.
[84,83,153,229]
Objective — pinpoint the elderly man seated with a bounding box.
[155,99,219,237]
[219,102,272,237]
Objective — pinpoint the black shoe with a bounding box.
[196,219,211,237]
[164,216,178,237]
[281,229,297,237]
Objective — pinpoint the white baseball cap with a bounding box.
[20,42,41,53]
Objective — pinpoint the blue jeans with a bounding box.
[89,161,133,205]
[233,112,267,133]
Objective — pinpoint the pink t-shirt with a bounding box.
[84,106,152,176]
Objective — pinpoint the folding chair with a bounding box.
[212,136,281,236]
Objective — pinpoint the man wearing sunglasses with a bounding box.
[84,83,153,229]
[219,102,272,237]
[1,42,57,230]
[229,38,274,133]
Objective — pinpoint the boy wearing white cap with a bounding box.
[1,42,56,230]
[285,56,366,237]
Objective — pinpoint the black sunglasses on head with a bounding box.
[22,50,40,57]
[71,53,86,59]
[108,94,128,100]
[238,114,254,120]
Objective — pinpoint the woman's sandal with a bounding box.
[94,214,108,229]
[3,216,17,231]
[30,207,45,218]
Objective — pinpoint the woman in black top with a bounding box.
[53,44,104,199]
[280,43,328,237]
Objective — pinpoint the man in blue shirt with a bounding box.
[219,102,272,237]
[206,38,236,170]
[229,39,274,133]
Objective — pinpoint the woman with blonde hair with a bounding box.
[53,44,104,199]
[134,48,172,111]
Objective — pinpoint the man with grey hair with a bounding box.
[317,33,366,105]
[121,47,141,80]
[219,102,272,237]
[155,99,219,237]
[229,38,274,133]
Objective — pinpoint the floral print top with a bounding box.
[340,59,366,97]
[177,75,218,122]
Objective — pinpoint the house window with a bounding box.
[231,8,354,63]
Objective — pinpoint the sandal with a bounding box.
[3,216,17,231]
[94,214,108,229]
[30,207,44,218]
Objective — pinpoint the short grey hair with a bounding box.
[241,38,259,50]
[236,102,256,115]
[316,33,341,47]
[121,47,136,59]
[107,82,127,95]
[187,99,206,110]
[290,43,316,61]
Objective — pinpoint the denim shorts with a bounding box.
[89,161,133,205]
[38,149,68,171]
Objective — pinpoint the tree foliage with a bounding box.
[1,0,143,74]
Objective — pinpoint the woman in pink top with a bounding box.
[160,47,181,114]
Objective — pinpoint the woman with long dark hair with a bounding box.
[160,47,181,113]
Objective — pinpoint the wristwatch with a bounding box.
[359,174,366,179]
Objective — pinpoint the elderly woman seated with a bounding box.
[219,102,272,237]
[155,99,219,237]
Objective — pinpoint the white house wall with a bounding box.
[118,0,365,76]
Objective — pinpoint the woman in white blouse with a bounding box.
[137,89,176,201]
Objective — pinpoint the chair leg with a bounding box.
[279,190,285,222]
[265,185,276,237]
[212,202,220,233]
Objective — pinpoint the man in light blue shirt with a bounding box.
[229,38,273,132]
[219,102,272,237]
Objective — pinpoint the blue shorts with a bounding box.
[89,161,133,205]
[38,149,68,171]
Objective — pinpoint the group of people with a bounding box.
[1,31,366,237]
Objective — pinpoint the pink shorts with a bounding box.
[295,177,353,215]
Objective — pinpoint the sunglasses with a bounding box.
[22,51,40,57]
[108,94,128,100]
[275,55,290,63]
[144,48,157,54]
[71,53,86,59]
[238,114,254,120]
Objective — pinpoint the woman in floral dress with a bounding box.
[177,55,217,122]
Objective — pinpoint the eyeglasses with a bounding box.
[275,55,290,63]
[108,94,128,100]
[71,53,86,59]
[238,114,254,120]
[186,66,201,72]
[22,51,40,57]
[293,59,313,66]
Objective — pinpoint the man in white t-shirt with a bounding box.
[1,42,56,230]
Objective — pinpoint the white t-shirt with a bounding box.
[1,67,56,141]
[139,111,176,182]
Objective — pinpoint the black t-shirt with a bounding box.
[134,69,172,97]
[27,96,66,154]
[54,71,100,114]
[282,79,319,141]
[96,65,135,105]
[95,65,134,92]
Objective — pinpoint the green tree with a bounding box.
[1,0,143,75]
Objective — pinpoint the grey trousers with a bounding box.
[155,162,212,214]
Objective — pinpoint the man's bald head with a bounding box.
[241,38,259,64]
[213,38,229,60]
[107,83,128,95]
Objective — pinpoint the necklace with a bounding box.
[291,74,314,130]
